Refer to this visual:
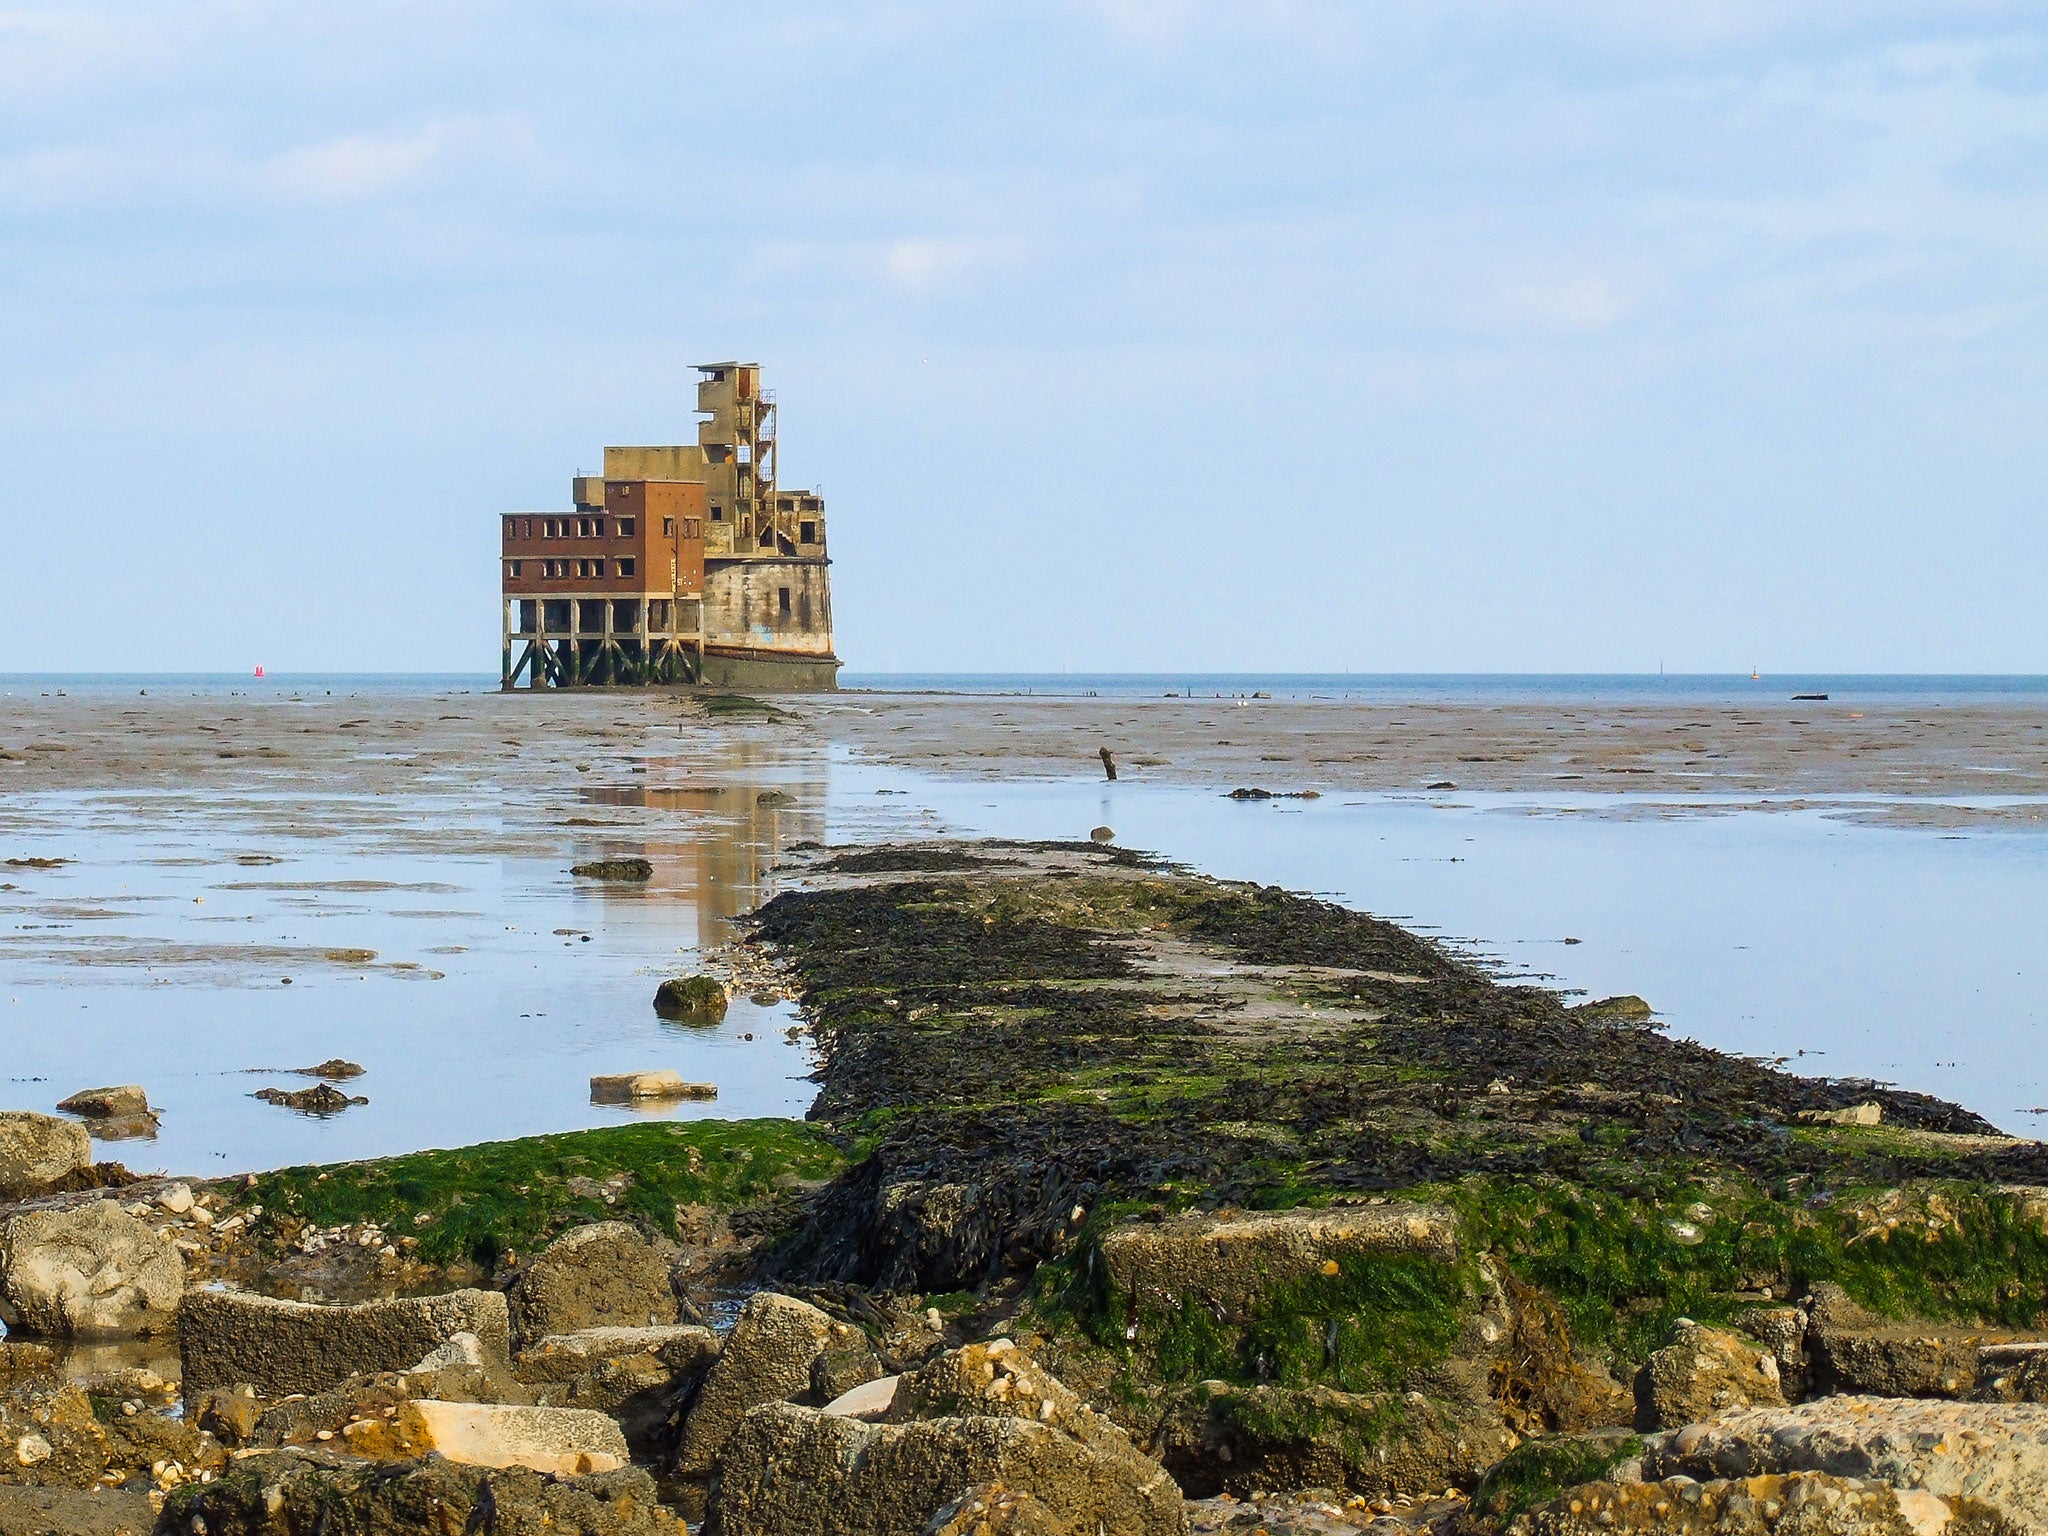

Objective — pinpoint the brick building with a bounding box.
[500,363,839,690]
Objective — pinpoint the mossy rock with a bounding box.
[571,858,653,882]
[1466,1430,1644,1524]
[655,975,730,1023]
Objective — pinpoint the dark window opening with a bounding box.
[662,517,675,537]
[758,524,774,549]
[799,521,816,543]
[710,505,724,522]
[777,586,792,616]
[618,518,635,536]
[617,558,635,578]
[506,559,522,578]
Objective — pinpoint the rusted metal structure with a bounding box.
[500,363,838,690]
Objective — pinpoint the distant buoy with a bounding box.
[254,665,266,678]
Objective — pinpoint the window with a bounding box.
[710,505,723,522]
[523,519,532,538]
[618,518,635,537]
[799,521,816,543]
[617,558,635,578]
[594,519,606,537]
[662,517,674,538]
[777,586,792,616]
[506,560,522,578]
[759,523,774,549]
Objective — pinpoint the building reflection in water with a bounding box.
[574,736,829,953]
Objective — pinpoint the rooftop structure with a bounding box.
[499,362,838,691]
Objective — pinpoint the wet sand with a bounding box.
[819,690,2048,809]
[5,684,2048,804]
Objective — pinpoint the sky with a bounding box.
[3,2,2046,674]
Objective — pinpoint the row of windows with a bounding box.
[504,513,815,545]
[505,516,637,540]
[508,558,635,579]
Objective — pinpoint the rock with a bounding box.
[1647,1397,2048,1534]
[1153,1381,1512,1500]
[193,1386,264,1445]
[1800,1103,1883,1127]
[156,1184,194,1215]
[513,1326,720,1451]
[1516,1471,2023,1536]
[0,1381,110,1488]
[0,1114,92,1199]
[1977,1345,2048,1403]
[0,1342,56,1380]
[1573,996,1655,1023]
[1097,1203,1460,1322]
[408,1330,488,1372]
[291,1059,364,1079]
[655,975,730,1022]
[515,1325,720,1384]
[673,1291,854,1476]
[589,1071,717,1102]
[52,1087,150,1120]
[813,1332,886,1403]
[1466,1429,1648,1525]
[0,1201,183,1337]
[1804,1284,2033,1400]
[245,1355,529,1451]
[179,1287,510,1399]
[164,1449,688,1536]
[0,1485,157,1535]
[1736,1306,1810,1399]
[572,858,654,882]
[349,1399,630,1475]
[251,1083,366,1113]
[1634,1321,1786,1431]
[923,1481,1063,1536]
[509,1222,682,1340]
[825,1374,900,1420]
[703,1399,1186,1536]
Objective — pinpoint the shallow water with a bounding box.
[3,728,2046,1171]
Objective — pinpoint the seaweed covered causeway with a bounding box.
[749,842,2048,1409]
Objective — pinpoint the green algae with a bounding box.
[237,1119,846,1267]
[1452,1176,2048,1366]
[1034,1239,1472,1395]
[1468,1433,1645,1523]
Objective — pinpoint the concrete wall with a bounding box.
[702,558,834,658]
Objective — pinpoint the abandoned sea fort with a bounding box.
[499,362,838,691]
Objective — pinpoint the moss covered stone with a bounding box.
[654,975,729,1022]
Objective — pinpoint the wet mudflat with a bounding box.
[5,679,2048,1172]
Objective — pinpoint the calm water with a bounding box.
[843,673,2048,705]
[11,672,2048,706]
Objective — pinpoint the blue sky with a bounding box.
[4,2,2046,673]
